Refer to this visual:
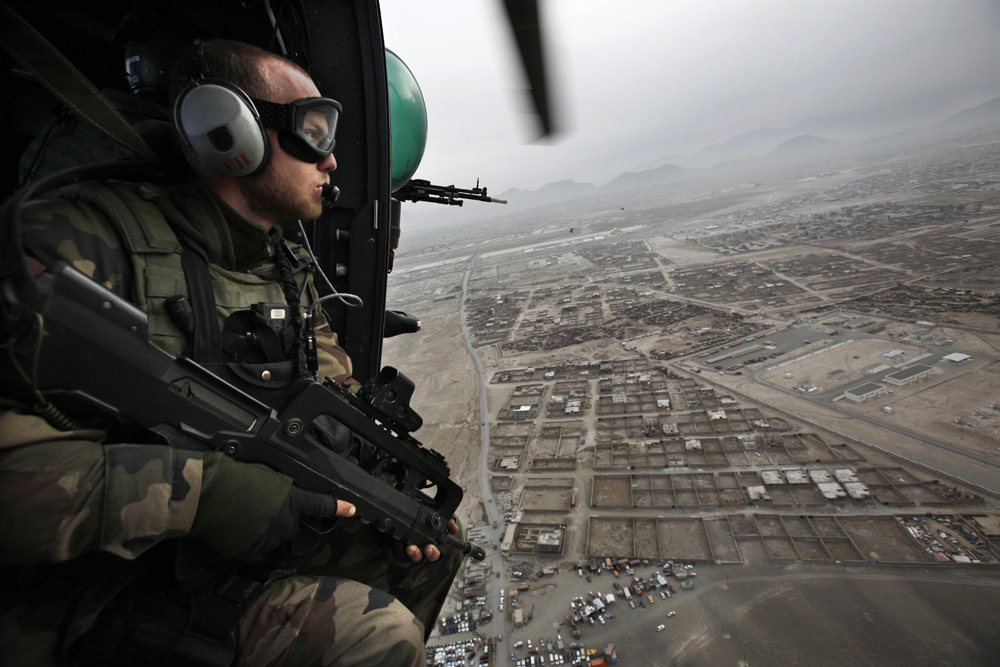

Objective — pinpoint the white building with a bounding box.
[884,364,936,387]
[844,382,887,403]
[817,482,847,500]
[843,482,872,500]
[809,469,833,483]
[834,468,860,483]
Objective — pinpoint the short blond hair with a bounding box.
[199,39,310,99]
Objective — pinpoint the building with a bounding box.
[884,363,936,387]
[834,468,859,483]
[761,470,784,485]
[843,482,872,500]
[845,317,874,329]
[809,469,833,483]
[817,482,847,500]
[783,468,810,484]
[943,352,972,364]
[844,382,886,403]
[537,528,564,554]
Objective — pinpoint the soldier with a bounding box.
[0,40,460,666]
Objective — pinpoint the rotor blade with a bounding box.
[501,0,554,137]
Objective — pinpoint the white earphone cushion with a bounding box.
[176,83,268,177]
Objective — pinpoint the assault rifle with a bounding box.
[13,261,486,562]
[396,178,508,206]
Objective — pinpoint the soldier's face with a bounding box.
[238,62,337,223]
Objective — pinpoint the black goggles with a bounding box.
[251,97,341,163]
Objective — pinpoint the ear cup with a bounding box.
[174,79,269,177]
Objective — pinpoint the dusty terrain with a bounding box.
[382,311,485,530]
[385,130,1000,666]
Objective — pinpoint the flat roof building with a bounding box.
[844,382,886,403]
[843,482,872,500]
[817,482,847,500]
[834,468,860,483]
[809,469,833,483]
[884,363,935,387]
[761,470,784,485]
[784,468,810,484]
[845,317,874,329]
[537,529,564,554]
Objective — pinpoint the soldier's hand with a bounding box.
[238,486,355,562]
[405,518,459,563]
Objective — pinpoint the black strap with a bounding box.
[0,2,158,160]
[177,233,222,363]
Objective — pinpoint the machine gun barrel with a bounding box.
[17,262,485,562]
[396,179,507,206]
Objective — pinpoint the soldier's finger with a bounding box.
[336,500,356,517]
[447,519,458,535]
[406,544,423,562]
[424,545,441,562]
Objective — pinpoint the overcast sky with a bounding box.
[380,0,1000,193]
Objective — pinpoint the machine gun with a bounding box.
[396,178,508,206]
[9,261,486,562]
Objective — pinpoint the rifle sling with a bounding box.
[0,1,158,160]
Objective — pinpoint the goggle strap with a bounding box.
[252,99,289,131]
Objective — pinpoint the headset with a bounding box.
[172,43,270,177]
[172,42,341,179]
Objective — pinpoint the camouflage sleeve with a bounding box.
[0,410,201,564]
[314,318,362,392]
[19,197,133,297]
[0,410,290,565]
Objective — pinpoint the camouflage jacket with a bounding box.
[0,179,357,566]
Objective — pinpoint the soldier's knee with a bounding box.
[325,584,424,666]
[369,598,425,667]
[239,576,425,666]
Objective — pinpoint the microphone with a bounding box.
[321,183,340,208]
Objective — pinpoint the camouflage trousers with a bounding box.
[239,518,466,666]
[236,575,424,667]
[0,525,463,666]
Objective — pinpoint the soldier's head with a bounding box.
[173,40,339,228]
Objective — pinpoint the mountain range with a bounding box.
[400,94,1000,236]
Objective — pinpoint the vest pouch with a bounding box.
[221,307,294,364]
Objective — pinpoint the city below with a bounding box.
[384,110,1000,667]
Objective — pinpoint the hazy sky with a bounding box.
[381,0,1000,192]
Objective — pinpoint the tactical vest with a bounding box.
[55,180,318,360]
